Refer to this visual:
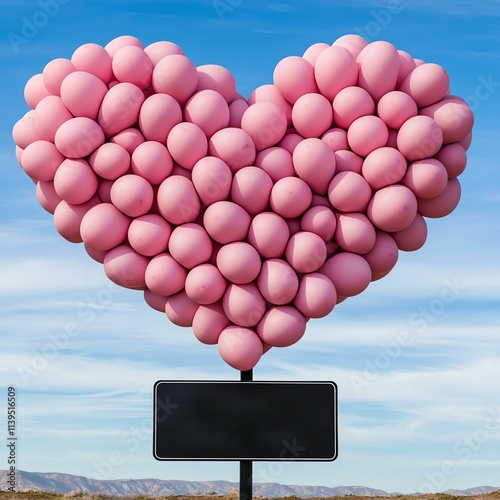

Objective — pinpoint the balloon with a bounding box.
[14,35,474,371]
[152,54,198,106]
[292,93,333,138]
[293,273,336,318]
[216,242,262,284]
[257,306,306,347]
[273,56,318,104]
[185,89,230,138]
[218,326,263,371]
[257,258,299,305]
[292,138,336,195]
[145,253,187,296]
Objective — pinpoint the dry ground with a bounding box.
[1,490,500,500]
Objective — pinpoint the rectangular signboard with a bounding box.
[153,380,337,461]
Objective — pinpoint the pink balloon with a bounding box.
[89,143,130,180]
[53,158,98,204]
[109,127,145,154]
[191,156,232,206]
[300,205,337,242]
[145,253,187,296]
[391,213,428,252]
[273,56,318,104]
[54,117,105,158]
[24,73,51,109]
[254,147,294,182]
[185,89,230,138]
[53,197,99,243]
[96,179,113,203]
[144,41,184,64]
[419,97,474,144]
[228,98,249,128]
[357,41,400,101]
[196,64,236,103]
[417,178,461,218]
[12,115,44,149]
[285,231,327,273]
[335,213,376,255]
[396,50,417,88]
[208,127,256,172]
[222,283,266,327]
[110,174,154,217]
[314,46,358,101]
[97,82,145,137]
[399,63,449,108]
[128,214,172,256]
[293,273,336,318]
[332,34,368,59]
[363,231,399,280]
[367,184,418,232]
[292,138,336,195]
[376,91,418,129]
[334,150,363,174]
[257,258,299,305]
[85,243,108,264]
[292,93,333,138]
[34,96,72,142]
[332,86,375,130]
[434,143,467,178]
[104,245,149,290]
[402,158,449,199]
[257,306,306,347]
[165,290,199,327]
[192,302,231,345]
[322,128,349,152]
[218,326,263,371]
[328,171,372,212]
[203,201,251,244]
[60,71,108,119]
[302,42,329,65]
[320,252,372,298]
[157,175,201,225]
[217,242,262,284]
[241,101,287,150]
[21,140,64,182]
[144,289,169,313]
[36,180,62,214]
[247,212,290,259]
[80,203,130,251]
[105,35,143,57]
[397,115,443,161]
[168,223,212,269]
[347,115,388,157]
[230,166,273,216]
[138,93,182,143]
[247,84,292,126]
[42,57,75,96]
[270,176,312,218]
[361,146,408,190]
[185,264,227,305]
[152,54,198,106]
[166,122,208,170]
[278,133,304,154]
[112,45,154,88]
[131,141,173,184]
[71,43,113,84]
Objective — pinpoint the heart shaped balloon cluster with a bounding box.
[13,34,474,371]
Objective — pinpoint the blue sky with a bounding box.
[1,0,499,494]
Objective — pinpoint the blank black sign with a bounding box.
[153,380,337,461]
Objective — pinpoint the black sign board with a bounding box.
[153,380,337,461]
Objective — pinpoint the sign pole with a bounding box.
[239,369,253,500]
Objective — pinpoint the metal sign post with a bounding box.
[239,369,253,500]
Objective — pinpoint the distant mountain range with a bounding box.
[0,471,498,498]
